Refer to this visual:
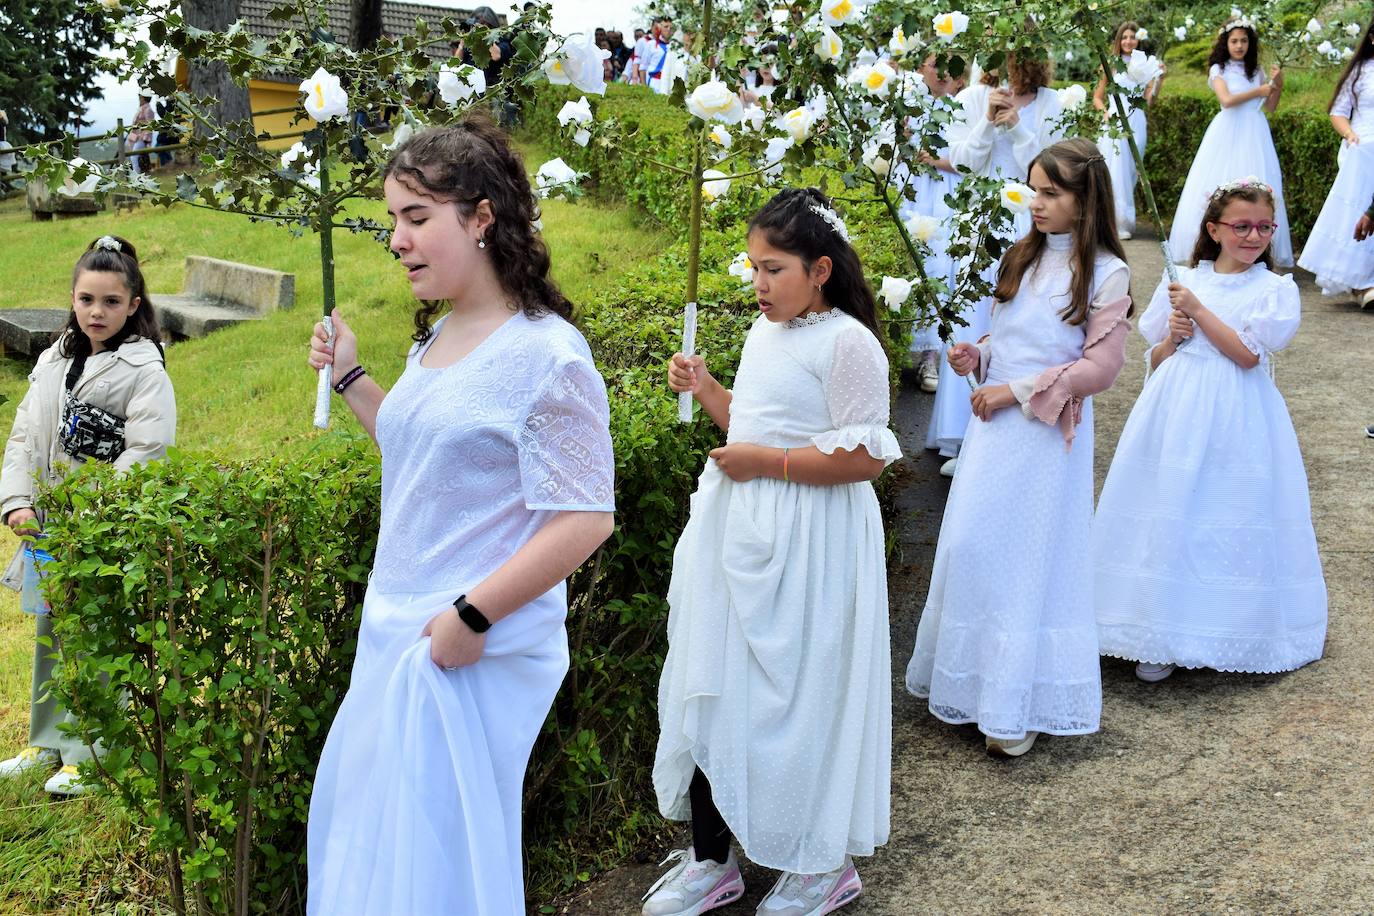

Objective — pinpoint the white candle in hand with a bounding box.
[679,302,697,423]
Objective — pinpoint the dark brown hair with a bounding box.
[60,236,163,359]
[979,50,1053,96]
[1328,15,1374,113]
[1188,183,1276,268]
[993,138,1130,325]
[382,110,571,342]
[1208,19,1260,81]
[747,188,881,341]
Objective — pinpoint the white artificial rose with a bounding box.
[535,157,579,198]
[57,158,101,196]
[1185,16,1195,27]
[1306,18,1322,34]
[708,126,732,149]
[279,142,320,191]
[557,96,593,127]
[762,135,795,181]
[384,121,415,152]
[1064,50,1074,61]
[1000,181,1036,214]
[862,141,890,178]
[1231,8,1243,19]
[771,8,790,26]
[1342,46,1355,59]
[905,214,941,244]
[1174,26,1188,40]
[779,106,816,141]
[1317,39,1334,55]
[1120,50,1163,89]
[741,105,766,132]
[821,0,861,27]
[878,276,914,311]
[728,251,754,284]
[701,169,732,202]
[1057,84,1087,110]
[299,67,349,122]
[437,64,487,107]
[932,11,970,41]
[573,128,591,146]
[542,34,611,95]
[1347,22,1362,37]
[687,79,745,124]
[889,26,920,57]
[850,59,897,96]
[1135,28,1148,41]
[815,27,844,61]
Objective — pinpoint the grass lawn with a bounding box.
[0,138,670,914]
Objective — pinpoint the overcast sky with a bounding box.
[83,0,645,134]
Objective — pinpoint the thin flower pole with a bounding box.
[679,0,712,423]
[313,129,337,429]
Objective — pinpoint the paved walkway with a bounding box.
[562,232,1374,914]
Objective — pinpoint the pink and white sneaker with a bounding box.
[641,846,745,916]
[756,858,862,915]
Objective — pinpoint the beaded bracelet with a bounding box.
[333,365,366,395]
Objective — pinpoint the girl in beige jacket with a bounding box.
[0,235,175,795]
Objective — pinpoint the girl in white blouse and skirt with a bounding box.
[645,188,899,916]
[304,113,616,915]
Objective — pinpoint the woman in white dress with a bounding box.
[906,139,1133,757]
[1167,18,1293,266]
[644,189,899,916]
[304,113,616,914]
[1298,16,1374,303]
[1096,178,1327,681]
[928,50,1065,475]
[1093,21,1165,239]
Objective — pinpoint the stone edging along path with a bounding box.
[558,231,1374,915]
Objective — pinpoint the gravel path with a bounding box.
[559,231,1374,915]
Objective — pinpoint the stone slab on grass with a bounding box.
[0,308,71,358]
[154,256,294,340]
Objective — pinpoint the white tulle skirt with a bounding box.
[907,398,1102,739]
[1167,105,1293,266]
[1099,107,1148,235]
[1093,350,1327,672]
[1297,139,1374,295]
[307,585,569,915]
[654,462,891,874]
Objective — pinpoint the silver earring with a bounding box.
[477,239,486,249]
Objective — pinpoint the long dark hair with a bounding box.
[60,236,163,359]
[747,188,881,340]
[382,110,571,343]
[1329,15,1374,113]
[1188,182,1276,269]
[1208,19,1260,81]
[993,138,1130,325]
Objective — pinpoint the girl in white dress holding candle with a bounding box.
[1093,21,1165,239]
[1096,178,1327,681]
[1167,18,1293,266]
[929,49,1065,476]
[305,113,616,915]
[907,139,1133,757]
[644,188,899,916]
[1298,15,1374,303]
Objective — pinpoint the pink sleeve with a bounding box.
[1025,296,1132,449]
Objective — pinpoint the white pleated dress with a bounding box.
[907,236,1129,739]
[654,310,900,875]
[1298,61,1374,295]
[1094,263,1327,672]
[927,84,1063,456]
[1167,61,1294,267]
[307,312,616,915]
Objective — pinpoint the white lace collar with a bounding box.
[1045,233,1073,251]
[784,309,840,329]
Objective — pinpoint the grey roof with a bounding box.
[238,1,496,62]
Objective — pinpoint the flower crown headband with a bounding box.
[810,204,852,243]
[1219,16,1256,35]
[1209,175,1273,200]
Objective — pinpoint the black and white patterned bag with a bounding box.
[58,388,126,463]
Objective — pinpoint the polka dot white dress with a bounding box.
[653,310,900,875]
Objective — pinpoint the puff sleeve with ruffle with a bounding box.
[811,326,902,465]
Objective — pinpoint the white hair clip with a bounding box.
[810,204,852,243]
[94,235,122,252]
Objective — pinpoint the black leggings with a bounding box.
[690,767,733,864]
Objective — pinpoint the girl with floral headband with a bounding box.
[1167,17,1293,266]
[645,188,898,916]
[0,235,175,796]
[1095,177,1327,682]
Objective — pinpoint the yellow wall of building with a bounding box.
[249,81,310,150]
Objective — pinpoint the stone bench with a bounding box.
[27,179,103,221]
[154,256,294,340]
[0,309,71,358]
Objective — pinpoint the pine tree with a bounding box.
[0,0,113,141]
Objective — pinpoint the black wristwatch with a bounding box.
[453,594,491,634]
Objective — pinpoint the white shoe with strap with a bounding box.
[642,846,745,916]
[756,858,862,915]
[0,746,60,778]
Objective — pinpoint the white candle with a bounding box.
[678,301,697,423]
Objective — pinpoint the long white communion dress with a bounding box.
[654,309,901,875]
[307,312,615,915]
[907,234,1129,739]
[1097,55,1160,236]
[1167,61,1294,266]
[1298,60,1374,295]
[895,99,962,358]
[928,83,1065,456]
[1094,263,1327,672]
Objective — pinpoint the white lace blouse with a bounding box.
[371,311,615,641]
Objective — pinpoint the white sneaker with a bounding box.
[1117,229,1132,240]
[917,353,939,393]
[939,457,958,478]
[642,846,745,916]
[985,732,1039,757]
[757,859,862,915]
[1135,662,1177,683]
[44,765,94,797]
[0,746,60,778]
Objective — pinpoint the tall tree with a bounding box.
[350,0,385,50]
[183,0,252,129]
[0,0,112,141]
